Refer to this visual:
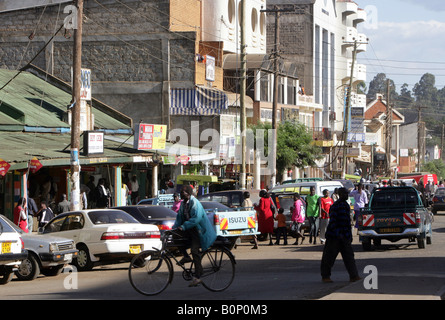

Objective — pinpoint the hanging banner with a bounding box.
[29,157,43,173]
[0,158,11,177]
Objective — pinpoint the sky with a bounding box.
[357,0,445,92]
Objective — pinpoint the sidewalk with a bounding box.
[320,275,445,300]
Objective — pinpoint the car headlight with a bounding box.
[49,243,58,253]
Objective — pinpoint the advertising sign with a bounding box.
[205,55,215,82]
[0,159,10,177]
[80,68,91,101]
[29,157,43,173]
[83,131,104,156]
[134,124,167,150]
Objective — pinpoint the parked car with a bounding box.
[114,205,177,233]
[0,215,28,284]
[200,201,234,212]
[197,190,261,208]
[40,209,162,271]
[431,187,445,214]
[0,216,78,281]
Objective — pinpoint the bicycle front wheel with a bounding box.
[128,250,173,296]
[200,247,235,292]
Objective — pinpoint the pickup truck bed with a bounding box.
[358,187,433,250]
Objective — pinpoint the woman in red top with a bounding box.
[319,189,334,244]
[254,190,274,245]
[13,197,28,233]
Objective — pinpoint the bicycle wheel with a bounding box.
[200,247,235,292]
[128,250,173,296]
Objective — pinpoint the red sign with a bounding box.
[0,158,11,177]
[176,155,190,165]
[29,157,43,173]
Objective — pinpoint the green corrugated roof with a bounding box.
[0,69,131,130]
[0,131,152,170]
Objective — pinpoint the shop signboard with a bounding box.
[83,131,104,156]
[0,158,10,177]
[29,157,43,173]
[134,123,167,150]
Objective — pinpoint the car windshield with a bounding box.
[371,190,420,208]
[0,215,20,233]
[88,210,139,224]
[136,207,177,219]
[435,188,445,196]
[201,201,233,211]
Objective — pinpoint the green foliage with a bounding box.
[248,121,323,176]
[422,159,445,180]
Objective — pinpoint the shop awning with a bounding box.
[170,86,229,115]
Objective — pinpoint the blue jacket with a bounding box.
[173,196,217,251]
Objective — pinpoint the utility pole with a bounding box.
[261,6,293,187]
[341,40,357,179]
[385,79,392,176]
[240,0,247,190]
[341,38,367,179]
[70,0,83,210]
[417,106,426,173]
[441,123,444,161]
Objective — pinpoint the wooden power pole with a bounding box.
[70,0,83,210]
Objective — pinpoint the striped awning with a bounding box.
[170,86,229,115]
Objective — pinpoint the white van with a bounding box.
[269,181,344,197]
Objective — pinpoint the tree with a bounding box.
[413,73,437,107]
[423,159,445,180]
[367,73,397,102]
[248,121,323,181]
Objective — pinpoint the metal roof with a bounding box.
[0,68,131,131]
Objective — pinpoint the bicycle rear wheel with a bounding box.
[200,247,235,292]
[128,250,173,296]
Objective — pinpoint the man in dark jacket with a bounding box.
[320,187,360,283]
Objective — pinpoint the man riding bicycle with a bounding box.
[173,185,217,287]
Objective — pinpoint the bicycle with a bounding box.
[128,229,236,296]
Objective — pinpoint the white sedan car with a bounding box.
[40,209,162,271]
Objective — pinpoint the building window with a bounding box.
[287,79,297,105]
[228,0,235,24]
[260,12,266,35]
[260,71,269,102]
[251,8,258,32]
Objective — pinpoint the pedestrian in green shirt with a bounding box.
[306,186,320,244]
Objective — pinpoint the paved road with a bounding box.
[2,215,445,301]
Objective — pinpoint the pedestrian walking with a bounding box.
[291,193,305,245]
[306,186,320,244]
[37,200,54,229]
[319,189,333,244]
[350,183,368,228]
[14,197,28,233]
[57,194,71,214]
[274,208,287,245]
[27,195,38,233]
[320,188,360,283]
[254,190,274,246]
[130,175,139,204]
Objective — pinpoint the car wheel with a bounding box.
[0,267,13,285]
[417,235,426,249]
[15,253,40,281]
[74,245,94,271]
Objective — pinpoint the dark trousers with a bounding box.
[275,227,287,244]
[175,228,203,278]
[320,238,359,279]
